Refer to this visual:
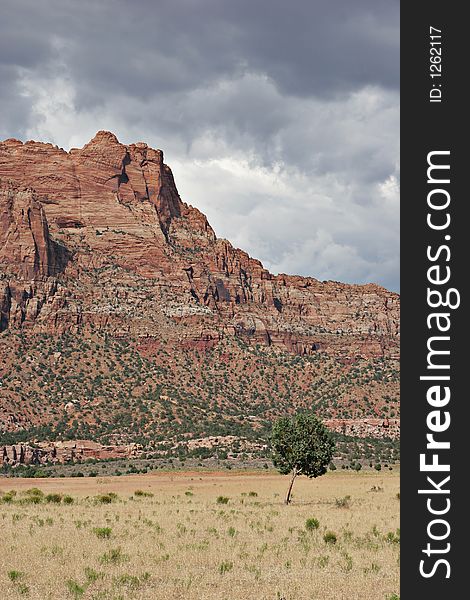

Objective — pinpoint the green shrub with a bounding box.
[305,518,320,531]
[84,567,102,583]
[216,496,229,504]
[17,583,29,595]
[323,531,337,545]
[45,493,62,504]
[248,491,258,497]
[134,489,154,498]
[66,579,85,598]
[385,529,400,545]
[24,488,44,498]
[100,547,127,565]
[95,493,118,504]
[1,492,16,504]
[20,495,42,505]
[8,570,24,582]
[63,495,74,505]
[93,527,112,539]
[218,561,233,574]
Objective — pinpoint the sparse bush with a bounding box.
[219,561,233,574]
[24,488,43,498]
[1,492,16,504]
[66,579,85,598]
[8,570,24,582]
[323,531,337,545]
[20,495,42,505]
[305,518,320,531]
[45,493,62,504]
[385,529,400,545]
[63,495,74,505]
[335,495,351,508]
[95,493,118,504]
[134,489,154,497]
[217,496,229,504]
[100,547,127,565]
[84,567,102,583]
[248,491,258,497]
[93,527,112,539]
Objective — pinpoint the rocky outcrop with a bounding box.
[325,418,400,440]
[0,179,68,280]
[0,132,399,358]
[0,439,144,467]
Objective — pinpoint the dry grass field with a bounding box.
[0,470,399,600]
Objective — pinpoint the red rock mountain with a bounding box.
[0,132,399,448]
[0,131,399,352]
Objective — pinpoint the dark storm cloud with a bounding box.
[0,0,399,290]
[2,0,398,124]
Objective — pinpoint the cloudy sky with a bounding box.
[1,0,399,291]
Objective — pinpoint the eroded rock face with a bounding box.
[0,132,399,357]
[0,440,143,466]
[0,180,67,279]
[325,418,400,440]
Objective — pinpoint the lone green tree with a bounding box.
[271,413,335,505]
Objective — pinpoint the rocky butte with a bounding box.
[0,132,400,457]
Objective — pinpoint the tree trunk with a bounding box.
[285,469,297,505]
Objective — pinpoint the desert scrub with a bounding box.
[323,531,337,545]
[0,470,399,599]
[216,496,229,504]
[219,561,233,574]
[92,526,112,539]
[84,567,103,583]
[384,529,400,545]
[45,493,62,503]
[100,547,128,565]
[94,492,118,504]
[0,491,16,503]
[305,518,320,531]
[335,495,351,508]
[134,489,154,497]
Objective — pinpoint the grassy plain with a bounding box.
[0,470,399,600]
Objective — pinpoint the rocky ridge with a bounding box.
[0,132,400,446]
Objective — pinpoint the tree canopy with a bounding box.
[271,413,335,504]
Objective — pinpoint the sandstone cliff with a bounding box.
[0,132,399,357]
[0,132,400,446]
